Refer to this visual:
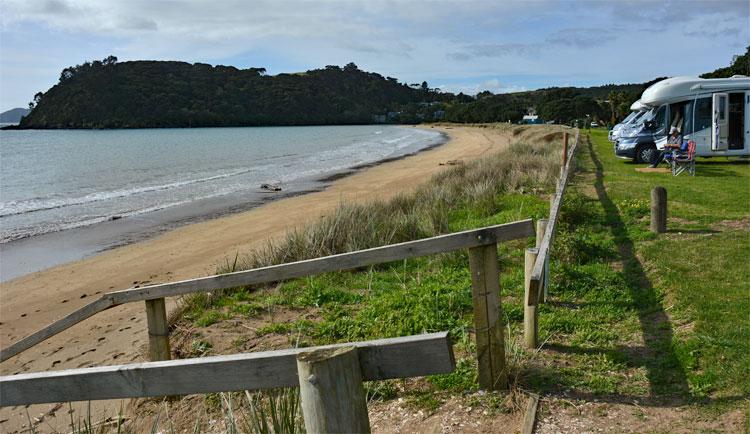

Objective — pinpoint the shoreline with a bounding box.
[0,126,447,282]
[0,124,513,432]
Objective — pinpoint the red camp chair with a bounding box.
[671,140,696,176]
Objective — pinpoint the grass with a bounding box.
[109,124,747,432]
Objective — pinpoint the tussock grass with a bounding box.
[229,138,561,273]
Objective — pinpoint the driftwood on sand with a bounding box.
[260,183,282,192]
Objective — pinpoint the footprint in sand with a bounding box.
[76,361,92,368]
[112,352,126,360]
[97,337,106,342]
[51,360,61,367]
[80,294,87,299]
[118,326,132,332]
[61,299,68,303]
[20,313,26,318]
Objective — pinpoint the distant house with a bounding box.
[372,114,386,123]
[433,110,445,120]
[522,114,543,124]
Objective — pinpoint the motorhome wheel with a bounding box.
[635,144,656,164]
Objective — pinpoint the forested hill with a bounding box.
[15,58,649,129]
[15,46,748,129]
[19,60,437,128]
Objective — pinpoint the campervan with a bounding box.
[608,99,647,142]
[614,106,664,163]
[639,76,750,158]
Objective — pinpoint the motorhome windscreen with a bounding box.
[638,108,656,123]
[621,111,639,124]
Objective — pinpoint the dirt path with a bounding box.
[0,125,517,433]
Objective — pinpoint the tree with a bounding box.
[102,55,118,66]
[343,62,358,72]
[701,46,749,78]
[59,67,74,82]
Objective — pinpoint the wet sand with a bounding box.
[0,125,512,432]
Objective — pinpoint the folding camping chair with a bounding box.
[670,140,696,176]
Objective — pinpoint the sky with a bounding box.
[0,0,748,111]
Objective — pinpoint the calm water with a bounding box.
[0,126,444,279]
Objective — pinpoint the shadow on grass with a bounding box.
[587,134,692,402]
[521,135,698,407]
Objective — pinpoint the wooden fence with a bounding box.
[524,130,580,348]
[1,219,535,391]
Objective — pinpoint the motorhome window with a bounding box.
[683,100,694,134]
[718,95,727,121]
[694,97,712,132]
[654,106,666,131]
[670,103,684,132]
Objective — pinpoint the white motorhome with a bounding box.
[608,99,648,142]
[639,76,750,158]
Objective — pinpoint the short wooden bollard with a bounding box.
[145,298,170,361]
[468,243,507,390]
[650,187,667,234]
[562,132,569,168]
[536,219,549,303]
[297,346,370,434]
[524,248,539,349]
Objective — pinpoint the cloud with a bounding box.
[545,28,617,48]
[447,43,541,61]
[439,78,528,96]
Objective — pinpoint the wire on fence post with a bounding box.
[145,297,170,362]
[524,247,540,349]
[468,243,507,390]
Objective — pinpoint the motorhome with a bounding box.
[608,99,647,142]
[639,76,750,159]
[614,105,665,163]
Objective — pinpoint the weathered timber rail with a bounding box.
[524,129,580,347]
[0,332,452,406]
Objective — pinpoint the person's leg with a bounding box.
[649,149,664,168]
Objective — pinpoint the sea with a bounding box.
[0,125,445,281]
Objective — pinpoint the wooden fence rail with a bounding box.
[524,129,580,348]
[0,332,453,406]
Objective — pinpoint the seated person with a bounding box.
[650,126,681,167]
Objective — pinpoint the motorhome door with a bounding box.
[712,93,729,151]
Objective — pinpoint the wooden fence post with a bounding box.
[297,346,370,434]
[524,248,539,349]
[468,243,507,390]
[536,219,550,303]
[650,187,667,234]
[562,132,569,168]
[145,298,170,361]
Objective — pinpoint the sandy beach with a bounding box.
[0,124,514,432]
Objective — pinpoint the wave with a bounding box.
[0,167,263,218]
